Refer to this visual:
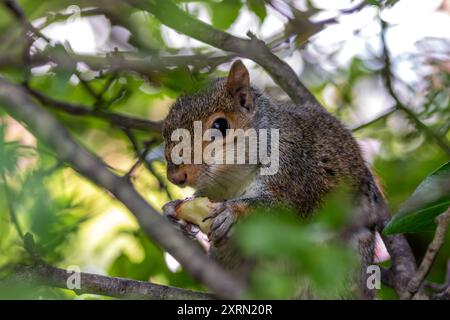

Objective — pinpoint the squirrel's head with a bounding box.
[163,60,259,201]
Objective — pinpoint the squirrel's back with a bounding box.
[254,93,369,215]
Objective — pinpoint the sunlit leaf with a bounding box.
[383,161,450,235]
[246,0,266,23]
[208,0,243,30]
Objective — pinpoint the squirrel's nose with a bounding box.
[168,166,188,186]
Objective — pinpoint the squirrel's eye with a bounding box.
[211,118,229,136]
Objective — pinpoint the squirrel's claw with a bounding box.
[163,200,200,240]
[162,199,182,218]
[208,203,236,245]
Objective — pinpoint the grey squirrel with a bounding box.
[162,60,384,298]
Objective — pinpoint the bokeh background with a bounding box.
[0,0,449,299]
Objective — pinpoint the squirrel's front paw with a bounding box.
[205,202,237,245]
[162,200,200,239]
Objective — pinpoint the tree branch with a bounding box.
[128,0,318,106]
[0,78,245,299]
[3,0,50,42]
[28,51,233,80]
[12,263,214,300]
[380,266,396,288]
[406,208,450,299]
[376,202,418,299]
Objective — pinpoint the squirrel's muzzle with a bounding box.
[167,164,188,186]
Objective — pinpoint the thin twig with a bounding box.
[76,72,101,101]
[351,106,397,132]
[406,208,450,299]
[380,19,450,155]
[122,128,173,200]
[24,85,163,132]
[93,71,119,109]
[125,158,143,179]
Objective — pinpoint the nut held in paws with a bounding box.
[174,197,216,234]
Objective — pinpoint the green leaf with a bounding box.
[246,0,266,23]
[209,0,243,30]
[383,161,450,235]
[129,11,167,50]
[365,0,382,7]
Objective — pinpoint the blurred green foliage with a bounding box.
[236,186,359,299]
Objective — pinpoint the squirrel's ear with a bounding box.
[226,60,253,113]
